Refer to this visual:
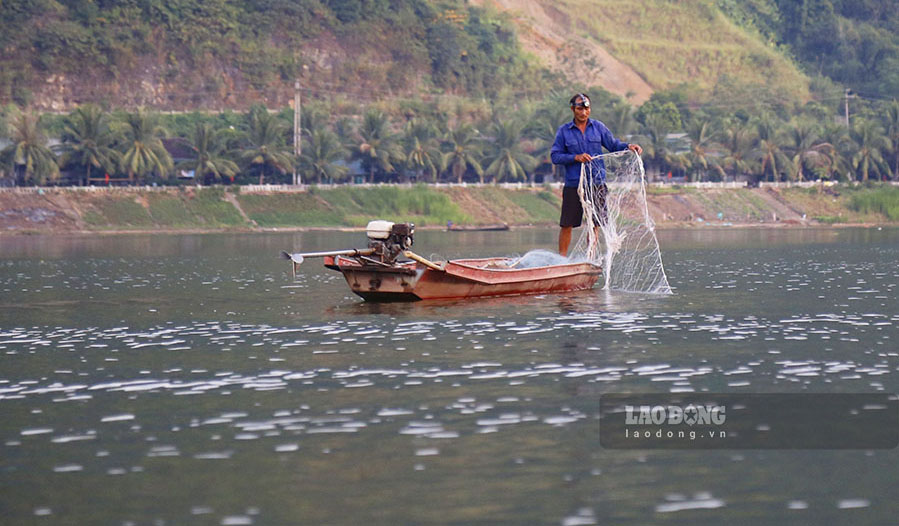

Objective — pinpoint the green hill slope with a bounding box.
[579,0,809,97]
[476,0,810,105]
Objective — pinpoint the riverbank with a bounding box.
[1,184,896,235]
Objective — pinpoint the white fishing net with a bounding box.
[569,150,672,294]
[510,249,571,268]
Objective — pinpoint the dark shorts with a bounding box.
[560,184,608,228]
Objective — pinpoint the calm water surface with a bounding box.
[1,227,898,525]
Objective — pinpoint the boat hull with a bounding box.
[446,223,510,232]
[325,255,602,301]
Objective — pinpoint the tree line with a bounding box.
[2,90,898,187]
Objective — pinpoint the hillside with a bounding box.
[0,0,816,111]
[0,1,539,111]
[475,0,809,104]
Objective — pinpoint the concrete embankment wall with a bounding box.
[0,183,892,234]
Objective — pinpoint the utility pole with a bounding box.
[844,88,852,128]
[293,80,302,185]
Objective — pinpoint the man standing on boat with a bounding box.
[551,93,642,256]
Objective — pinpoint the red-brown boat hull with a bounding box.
[324,255,602,301]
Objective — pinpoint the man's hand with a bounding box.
[628,143,643,156]
[575,153,592,163]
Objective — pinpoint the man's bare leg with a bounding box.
[559,226,573,256]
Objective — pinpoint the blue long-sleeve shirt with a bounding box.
[551,118,629,187]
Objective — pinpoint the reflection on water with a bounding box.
[1,227,898,525]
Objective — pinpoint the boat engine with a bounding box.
[365,220,414,264]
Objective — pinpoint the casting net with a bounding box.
[568,150,672,294]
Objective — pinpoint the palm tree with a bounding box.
[525,103,569,182]
[120,109,173,184]
[884,99,899,180]
[751,115,789,182]
[718,120,757,182]
[819,123,853,181]
[685,119,725,181]
[0,112,59,185]
[402,119,441,182]
[441,123,483,184]
[179,123,239,185]
[605,100,638,139]
[301,104,330,138]
[849,119,890,182]
[634,107,685,179]
[482,119,536,183]
[783,119,831,182]
[354,111,404,183]
[299,128,348,183]
[239,106,294,184]
[56,105,120,186]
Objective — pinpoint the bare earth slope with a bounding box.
[473,0,654,103]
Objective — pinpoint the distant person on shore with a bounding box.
[551,93,642,256]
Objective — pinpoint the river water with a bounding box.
[1,227,897,525]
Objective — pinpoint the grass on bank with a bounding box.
[237,185,472,227]
[848,186,899,221]
[186,187,246,226]
[82,196,154,228]
[82,188,248,229]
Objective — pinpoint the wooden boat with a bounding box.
[446,222,510,232]
[284,220,601,302]
[323,254,601,301]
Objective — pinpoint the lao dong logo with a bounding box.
[625,403,726,426]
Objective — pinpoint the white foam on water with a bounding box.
[655,492,725,513]
[837,499,870,509]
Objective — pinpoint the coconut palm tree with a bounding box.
[718,119,757,182]
[0,111,59,185]
[605,100,638,139]
[684,119,725,181]
[884,99,899,180]
[849,119,890,182]
[441,123,483,184]
[119,109,173,184]
[298,128,348,184]
[402,119,441,182]
[179,123,239,185]
[783,119,831,182]
[354,110,404,183]
[482,119,536,183]
[634,100,682,179]
[301,104,330,138]
[751,115,789,182]
[56,104,120,186]
[819,123,853,181]
[634,106,686,180]
[239,106,294,185]
[525,103,569,182]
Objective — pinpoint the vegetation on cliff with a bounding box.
[0,0,540,109]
